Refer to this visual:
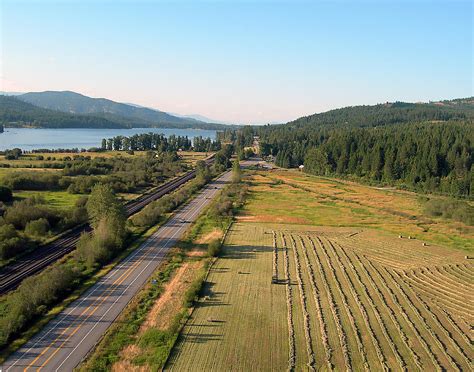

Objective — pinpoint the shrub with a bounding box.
[0,264,79,347]
[0,224,32,259]
[25,218,50,237]
[0,186,13,202]
[4,148,22,160]
[3,198,58,230]
[4,172,61,191]
[424,198,474,226]
[207,239,222,257]
[76,216,127,268]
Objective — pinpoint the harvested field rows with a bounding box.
[167,223,473,371]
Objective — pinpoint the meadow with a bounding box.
[167,169,473,371]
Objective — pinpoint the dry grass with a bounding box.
[194,228,223,245]
[242,170,473,253]
[141,261,202,331]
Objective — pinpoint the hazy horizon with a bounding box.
[1,0,472,124]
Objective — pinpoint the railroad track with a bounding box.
[0,156,214,295]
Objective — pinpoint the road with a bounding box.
[0,155,214,295]
[3,169,232,372]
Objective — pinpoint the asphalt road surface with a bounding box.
[3,169,233,372]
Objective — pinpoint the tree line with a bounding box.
[238,100,474,197]
[100,133,221,152]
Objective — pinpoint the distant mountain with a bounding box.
[7,90,235,130]
[170,112,233,125]
[0,95,132,129]
[18,91,205,127]
[0,91,24,96]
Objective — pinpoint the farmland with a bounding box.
[166,169,473,371]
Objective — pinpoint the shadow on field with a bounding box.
[198,281,230,308]
[220,243,272,260]
[180,332,224,343]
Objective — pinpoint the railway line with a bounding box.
[0,156,214,295]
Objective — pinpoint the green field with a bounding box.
[13,190,82,210]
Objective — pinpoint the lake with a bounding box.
[0,127,217,151]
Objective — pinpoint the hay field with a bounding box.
[167,170,473,371]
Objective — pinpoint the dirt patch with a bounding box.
[112,345,149,372]
[187,249,206,257]
[140,261,202,331]
[195,228,223,244]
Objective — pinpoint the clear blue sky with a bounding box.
[1,0,472,124]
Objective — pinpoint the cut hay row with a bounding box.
[430,266,472,292]
[411,269,472,304]
[401,270,470,312]
[281,233,296,371]
[342,238,435,264]
[388,269,461,371]
[451,263,474,279]
[334,242,406,372]
[399,272,471,318]
[397,273,473,370]
[443,265,472,284]
[298,236,333,371]
[310,237,352,371]
[365,259,443,371]
[437,266,473,290]
[349,251,414,270]
[289,235,315,370]
[394,270,472,351]
[328,241,389,371]
[321,239,370,371]
[272,230,278,281]
[438,307,473,345]
[350,252,410,371]
[362,256,407,270]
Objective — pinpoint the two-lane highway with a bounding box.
[3,169,233,372]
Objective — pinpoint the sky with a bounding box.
[1,0,472,124]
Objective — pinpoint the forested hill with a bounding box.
[0,94,233,130]
[286,98,474,129]
[236,98,473,197]
[0,95,131,129]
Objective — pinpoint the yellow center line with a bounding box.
[24,245,149,370]
[36,256,143,370]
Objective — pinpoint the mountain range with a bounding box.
[0,91,237,130]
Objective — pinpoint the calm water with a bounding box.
[0,127,217,151]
